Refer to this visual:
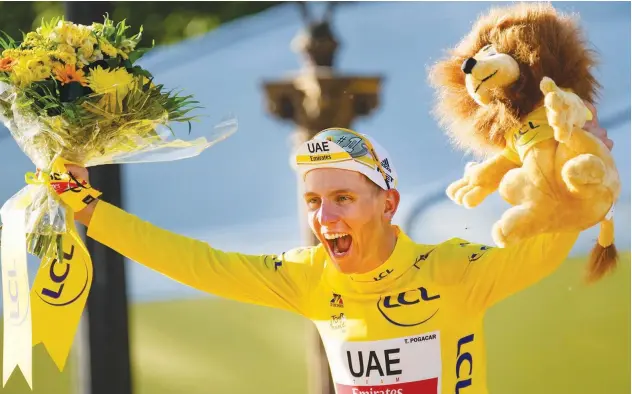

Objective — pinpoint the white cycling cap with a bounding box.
[293,127,398,190]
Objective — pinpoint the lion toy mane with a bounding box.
[428,2,621,283]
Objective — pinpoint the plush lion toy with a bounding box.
[428,2,621,282]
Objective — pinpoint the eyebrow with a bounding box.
[303,189,356,198]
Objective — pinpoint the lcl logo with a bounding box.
[377,287,440,327]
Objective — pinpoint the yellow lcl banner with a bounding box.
[1,157,100,389]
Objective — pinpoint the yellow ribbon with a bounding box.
[31,213,93,372]
[1,157,99,388]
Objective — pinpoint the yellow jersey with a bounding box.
[87,201,579,394]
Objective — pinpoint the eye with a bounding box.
[336,195,352,203]
[306,197,321,208]
[483,45,497,56]
[479,44,497,56]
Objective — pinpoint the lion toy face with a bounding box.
[429,2,599,156]
[462,44,521,106]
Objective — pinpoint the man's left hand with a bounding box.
[584,101,614,151]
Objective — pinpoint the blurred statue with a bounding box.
[292,1,339,69]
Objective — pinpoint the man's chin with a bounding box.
[326,247,358,273]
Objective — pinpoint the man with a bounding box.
[65,107,612,394]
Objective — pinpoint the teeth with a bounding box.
[323,233,348,240]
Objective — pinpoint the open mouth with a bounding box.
[474,69,498,93]
[323,233,353,259]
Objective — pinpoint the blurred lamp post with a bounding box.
[64,3,133,394]
[262,3,382,394]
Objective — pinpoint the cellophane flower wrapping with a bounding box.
[0,16,236,263]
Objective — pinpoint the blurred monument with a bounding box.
[262,2,383,393]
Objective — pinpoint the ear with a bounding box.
[383,189,401,221]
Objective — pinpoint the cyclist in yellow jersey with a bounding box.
[64,105,613,394]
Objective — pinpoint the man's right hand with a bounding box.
[64,164,99,227]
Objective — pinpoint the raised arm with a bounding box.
[57,164,319,316]
[433,231,579,312]
[81,200,318,315]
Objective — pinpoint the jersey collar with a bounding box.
[331,226,421,293]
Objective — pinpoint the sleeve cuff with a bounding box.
[86,200,122,242]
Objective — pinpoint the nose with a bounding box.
[461,57,477,74]
[317,201,339,226]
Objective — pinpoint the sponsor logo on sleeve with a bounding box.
[412,249,435,269]
[263,255,283,271]
[458,242,493,263]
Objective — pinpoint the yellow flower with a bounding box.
[56,21,92,48]
[57,44,75,55]
[25,50,52,68]
[31,52,50,64]
[36,22,55,40]
[91,22,104,31]
[117,48,129,60]
[118,38,138,53]
[9,51,52,84]
[87,66,133,94]
[91,21,115,38]
[2,49,20,59]
[30,64,51,81]
[99,38,117,57]
[50,50,77,66]
[10,63,36,87]
[23,32,43,47]
[79,41,94,59]
[86,66,134,112]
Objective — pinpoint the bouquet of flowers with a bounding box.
[0,16,236,387]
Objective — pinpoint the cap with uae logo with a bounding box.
[293,127,398,190]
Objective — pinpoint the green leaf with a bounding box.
[0,30,18,51]
[104,57,122,69]
[129,65,152,79]
[128,47,151,64]
[60,82,86,103]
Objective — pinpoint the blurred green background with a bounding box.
[0,1,280,47]
[1,253,629,394]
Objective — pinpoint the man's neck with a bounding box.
[356,225,399,274]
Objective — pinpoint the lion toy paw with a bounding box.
[446,162,496,208]
[541,77,593,143]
